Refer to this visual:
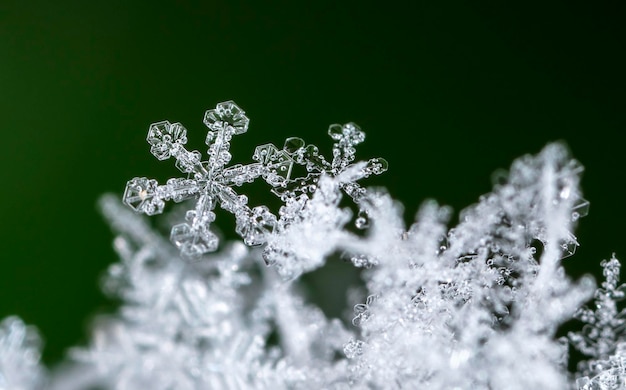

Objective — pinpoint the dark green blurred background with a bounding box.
[1,1,625,365]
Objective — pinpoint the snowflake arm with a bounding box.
[203,101,249,174]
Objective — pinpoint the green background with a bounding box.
[1,1,625,366]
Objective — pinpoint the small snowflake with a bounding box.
[253,123,388,229]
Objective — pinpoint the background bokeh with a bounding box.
[1,1,625,366]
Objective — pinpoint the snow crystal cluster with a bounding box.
[1,101,624,389]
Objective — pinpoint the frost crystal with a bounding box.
[2,101,622,390]
[62,195,350,390]
[0,317,45,390]
[339,143,595,389]
[570,254,626,389]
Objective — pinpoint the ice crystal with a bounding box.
[0,316,45,390]
[575,342,626,390]
[262,168,362,278]
[1,101,622,390]
[570,254,626,389]
[253,123,388,217]
[52,194,350,390]
[123,101,271,257]
[123,101,387,259]
[337,144,595,389]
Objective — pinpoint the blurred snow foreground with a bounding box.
[1,102,624,390]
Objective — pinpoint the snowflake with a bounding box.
[254,123,388,229]
[123,101,275,257]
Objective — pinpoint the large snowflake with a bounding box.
[123,101,275,257]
